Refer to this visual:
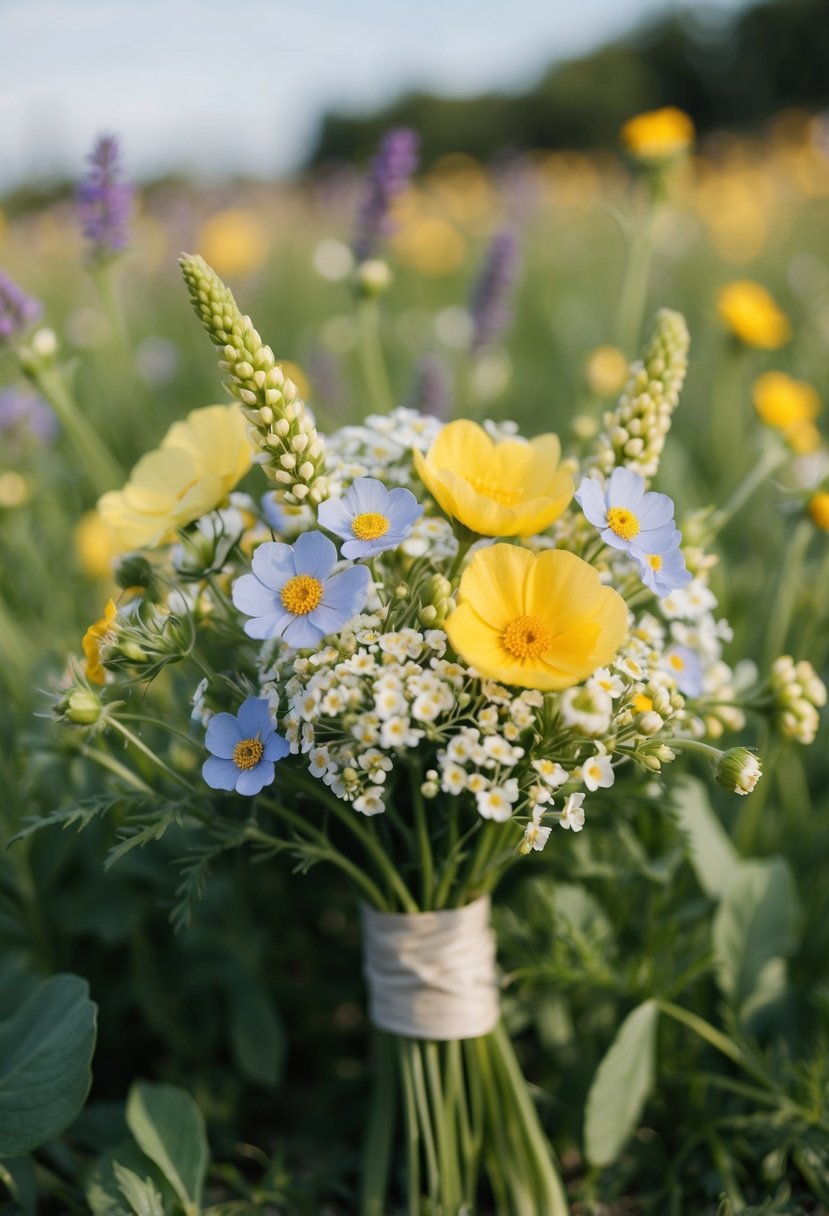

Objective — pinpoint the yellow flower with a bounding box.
[620,107,695,162]
[808,492,829,531]
[753,372,820,444]
[585,345,629,397]
[717,281,791,349]
[98,404,252,550]
[787,423,822,455]
[82,599,117,685]
[197,208,268,277]
[413,419,573,537]
[445,544,628,691]
[74,511,122,580]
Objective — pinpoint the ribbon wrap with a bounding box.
[361,895,499,1040]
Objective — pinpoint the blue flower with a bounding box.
[633,535,693,598]
[232,530,370,646]
[662,645,703,698]
[202,697,289,795]
[260,491,284,532]
[576,468,678,556]
[317,476,422,558]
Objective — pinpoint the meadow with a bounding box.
[1,110,829,1214]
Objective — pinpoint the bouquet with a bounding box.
[43,239,825,1214]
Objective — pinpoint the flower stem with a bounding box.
[615,186,659,355]
[23,360,123,495]
[107,718,196,792]
[360,1031,397,1216]
[356,298,393,413]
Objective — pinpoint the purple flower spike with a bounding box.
[0,386,57,445]
[353,127,420,262]
[469,228,520,355]
[409,354,451,420]
[78,134,132,260]
[0,270,42,344]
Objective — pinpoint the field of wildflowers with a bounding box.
[1,107,829,1214]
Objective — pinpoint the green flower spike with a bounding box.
[179,254,328,506]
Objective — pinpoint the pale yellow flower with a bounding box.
[808,492,829,531]
[413,419,573,537]
[753,372,820,453]
[98,404,252,550]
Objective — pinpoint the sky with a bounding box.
[0,0,754,190]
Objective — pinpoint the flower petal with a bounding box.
[283,614,325,648]
[263,733,291,762]
[202,755,239,791]
[205,712,243,758]
[251,541,295,589]
[237,697,272,738]
[235,762,275,796]
[607,466,645,508]
[293,530,338,579]
[232,573,280,619]
[575,476,608,528]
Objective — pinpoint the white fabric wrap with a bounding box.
[361,895,500,1040]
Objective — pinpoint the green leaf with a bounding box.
[0,973,97,1156]
[229,977,285,1088]
[672,776,739,899]
[113,1163,165,1216]
[0,1157,37,1215]
[86,1140,172,1216]
[126,1082,208,1214]
[713,857,800,1022]
[584,999,660,1167]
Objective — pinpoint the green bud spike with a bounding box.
[591,308,690,483]
[179,254,329,506]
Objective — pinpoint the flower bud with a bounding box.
[713,748,762,796]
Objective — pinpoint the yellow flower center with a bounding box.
[467,476,523,506]
[352,511,390,541]
[280,573,324,616]
[502,614,554,661]
[669,654,685,671]
[606,506,640,541]
[633,692,653,713]
[647,553,662,571]
[233,737,264,770]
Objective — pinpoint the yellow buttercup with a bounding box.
[98,404,252,550]
[413,419,573,538]
[445,544,628,691]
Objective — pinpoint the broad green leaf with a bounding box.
[229,978,285,1088]
[584,999,659,1167]
[126,1082,208,1213]
[113,1163,164,1216]
[0,973,97,1156]
[672,776,739,899]
[713,857,800,1022]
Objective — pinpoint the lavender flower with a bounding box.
[353,127,420,262]
[408,355,451,420]
[78,134,132,260]
[0,386,58,445]
[469,229,520,355]
[0,270,42,344]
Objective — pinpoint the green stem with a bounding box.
[245,820,388,910]
[360,1031,397,1216]
[408,1040,441,1210]
[356,299,393,413]
[398,1038,421,1216]
[615,187,659,355]
[763,517,812,669]
[289,771,419,912]
[424,1040,461,1212]
[412,774,434,911]
[24,360,123,495]
[79,743,155,795]
[658,1000,770,1088]
[107,718,196,792]
[713,443,788,530]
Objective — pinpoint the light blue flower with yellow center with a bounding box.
[576,468,677,556]
[317,476,422,559]
[232,531,370,646]
[202,697,289,795]
[634,534,693,598]
[662,644,703,698]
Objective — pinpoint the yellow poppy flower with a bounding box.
[445,544,628,691]
[620,107,695,162]
[98,404,252,550]
[753,371,820,438]
[808,492,829,531]
[717,281,791,349]
[82,598,117,685]
[413,419,573,538]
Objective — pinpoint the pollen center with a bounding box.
[280,573,324,616]
[669,654,685,671]
[607,506,640,541]
[233,737,264,770]
[466,476,523,506]
[502,614,554,661]
[352,511,390,541]
[647,553,662,571]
